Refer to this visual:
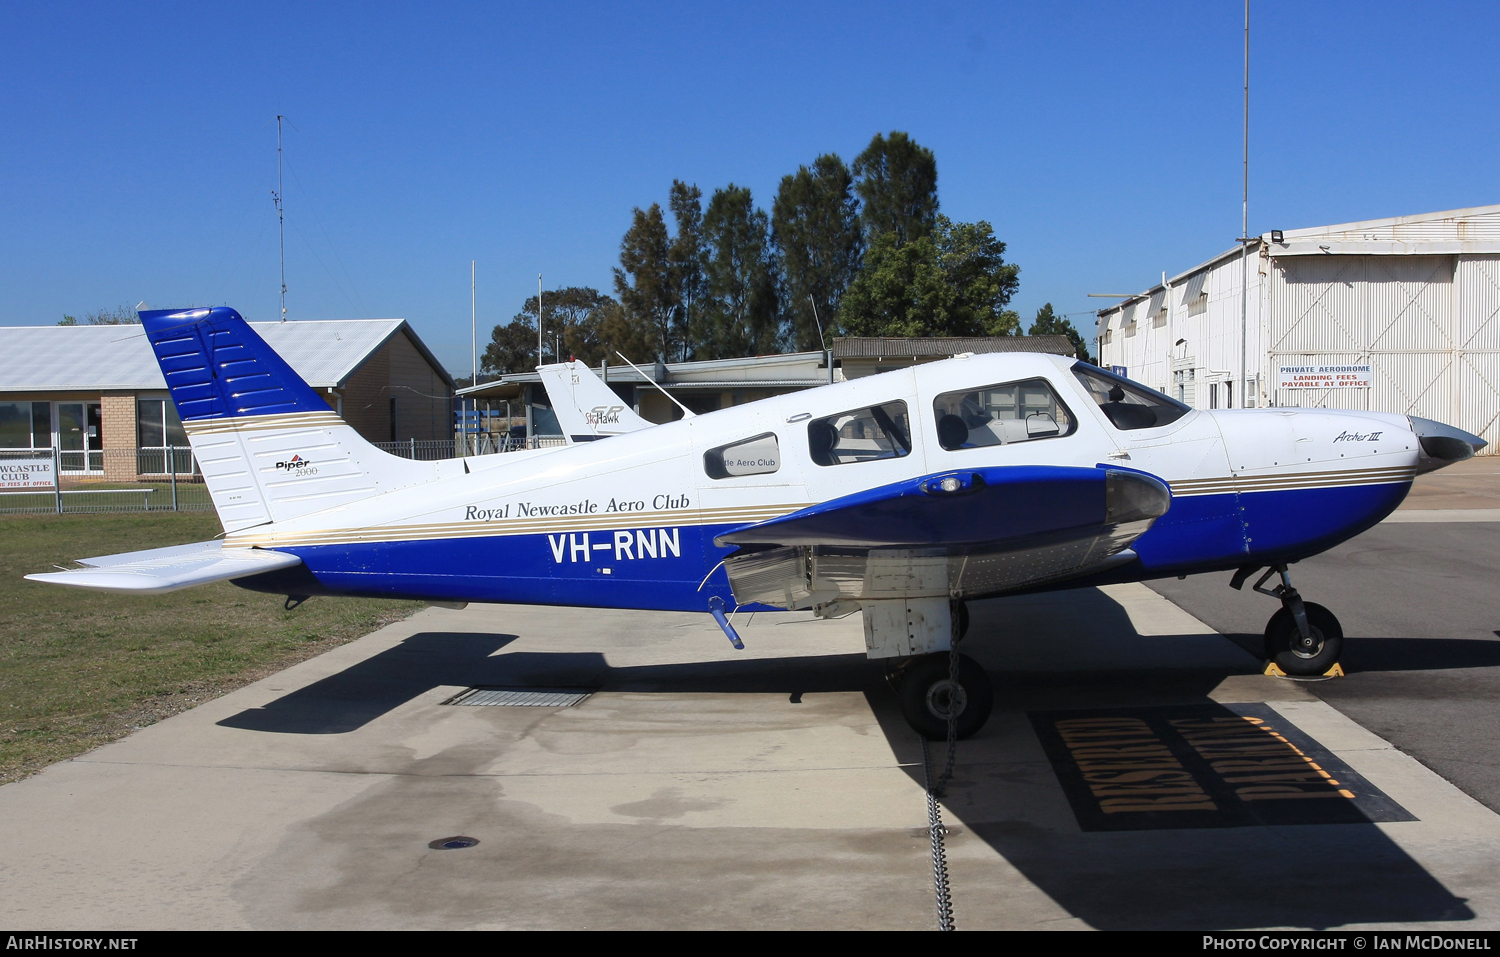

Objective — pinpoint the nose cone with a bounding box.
[1409,416,1487,473]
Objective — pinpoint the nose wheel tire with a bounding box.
[895,652,994,740]
[1263,602,1343,676]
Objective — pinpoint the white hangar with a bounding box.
[1095,203,1500,452]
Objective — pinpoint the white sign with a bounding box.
[0,457,55,489]
[1277,364,1371,390]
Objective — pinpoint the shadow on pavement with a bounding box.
[218,631,878,734]
[219,632,521,734]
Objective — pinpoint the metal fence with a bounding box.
[375,435,568,459]
[0,448,212,516]
[1,434,575,517]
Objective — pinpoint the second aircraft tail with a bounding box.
[537,360,652,442]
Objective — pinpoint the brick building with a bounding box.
[0,319,453,482]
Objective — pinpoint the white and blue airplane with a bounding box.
[27,307,1486,739]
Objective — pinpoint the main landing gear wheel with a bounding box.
[1264,602,1343,676]
[896,653,994,741]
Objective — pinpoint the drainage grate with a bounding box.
[429,836,480,850]
[445,686,593,708]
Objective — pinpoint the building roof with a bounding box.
[830,336,1076,359]
[458,351,831,397]
[0,319,453,393]
[1095,202,1500,323]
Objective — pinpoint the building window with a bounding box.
[0,401,50,449]
[808,401,910,466]
[933,379,1075,450]
[137,398,190,473]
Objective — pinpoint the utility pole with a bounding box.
[537,274,544,365]
[1238,0,1250,406]
[274,114,288,324]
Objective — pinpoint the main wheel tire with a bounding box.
[1263,602,1343,676]
[896,652,994,741]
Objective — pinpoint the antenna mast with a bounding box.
[1238,1,1249,406]
[471,260,477,384]
[274,115,287,321]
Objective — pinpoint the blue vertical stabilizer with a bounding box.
[139,307,330,421]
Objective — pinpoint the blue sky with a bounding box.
[3,1,1497,373]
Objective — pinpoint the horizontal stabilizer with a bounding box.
[25,540,302,594]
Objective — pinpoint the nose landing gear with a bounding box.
[1231,565,1345,676]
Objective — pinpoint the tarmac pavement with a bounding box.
[2,576,1498,930]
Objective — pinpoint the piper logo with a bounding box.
[585,406,624,428]
[274,454,318,476]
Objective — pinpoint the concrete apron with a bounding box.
[0,585,1493,931]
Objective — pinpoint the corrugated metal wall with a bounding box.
[1456,256,1500,450]
[1268,254,1499,450]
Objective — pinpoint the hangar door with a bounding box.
[1267,255,1482,442]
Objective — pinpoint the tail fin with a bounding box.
[142,307,434,532]
[536,360,651,442]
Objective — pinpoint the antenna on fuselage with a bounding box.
[809,295,833,386]
[615,351,695,419]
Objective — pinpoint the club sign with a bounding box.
[0,457,55,490]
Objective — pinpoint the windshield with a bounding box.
[1072,363,1190,431]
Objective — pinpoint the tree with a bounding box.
[667,181,708,359]
[839,216,1020,338]
[484,287,633,373]
[59,305,138,326]
[1028,302,1093,363]
[701,185,782,358]
[772,153,862,352]
[613,204,678,361]
[481,319,542,375]
[853,131,939,247]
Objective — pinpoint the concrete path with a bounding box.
[0,583,1496,930]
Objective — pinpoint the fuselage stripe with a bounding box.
[225,503,814,548]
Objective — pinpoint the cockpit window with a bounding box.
[1072,363,1190,430]
[932,379,1076,451]
[808,401,911,466]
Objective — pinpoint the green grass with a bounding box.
[0,512,424,783]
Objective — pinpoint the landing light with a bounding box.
[922,473,985,495]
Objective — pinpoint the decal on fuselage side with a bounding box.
[464,495,692,522]
[546,527,683,564]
